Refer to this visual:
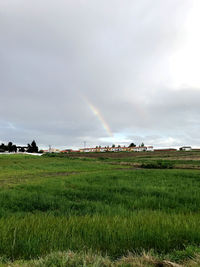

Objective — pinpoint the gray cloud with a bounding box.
[0,0,199,149]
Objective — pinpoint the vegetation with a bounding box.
[0,153,200,266]
[2,250,200,267]
[27,140,39,153]
[0,140,39,153]
[66,150,200,170]
[141,160,174,169]
[129,143,136,147]
[0,142,17,153]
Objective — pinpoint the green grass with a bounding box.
[102,156,200,166]
[1,212,200,260]
[0,154,122,186]
[93,151,200,169]
[0,154,200,264]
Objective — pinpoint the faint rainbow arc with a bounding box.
[83,97,113,137]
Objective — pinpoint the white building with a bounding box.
[146,146,154,151]
[80,145,154,153]
[49,148,60,153]
[179,146,192,151]
[130,146,154,152]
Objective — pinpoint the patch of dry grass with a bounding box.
[2,251,200,267]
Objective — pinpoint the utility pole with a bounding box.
[84,141,86,148]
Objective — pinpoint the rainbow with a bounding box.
[83,96,113,137]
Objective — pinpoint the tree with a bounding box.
[112,144,115,148]
[27,143,32,153]
[27,140,39,153]
[0,143,6,152]
[140,142,144,147]
[129,143,136,147]
[12,145,17,153]
[19,147,25,152]
[7,142,13,152]
[32,140,38,152]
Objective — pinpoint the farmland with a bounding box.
[0,152,200,266]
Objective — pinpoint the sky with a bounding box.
[1,0,200,149]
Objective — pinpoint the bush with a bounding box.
[42,153,58,157]
[141,160,174,169]
[98,157,108,160]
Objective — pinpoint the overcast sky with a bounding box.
[1,0,200,149]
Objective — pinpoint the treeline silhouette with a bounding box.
[0,140,39,153]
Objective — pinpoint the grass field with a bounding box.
[0,153,200,266]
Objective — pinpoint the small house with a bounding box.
[179,146,192,151]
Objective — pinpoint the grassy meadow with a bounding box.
[0,152,200,266]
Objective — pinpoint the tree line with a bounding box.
[129,142,144,147]
[0,140,39,153]
[111,143,145,148]
[95,142,145,149]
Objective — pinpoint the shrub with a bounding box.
[141,160,174,169]
[98,157,108,160]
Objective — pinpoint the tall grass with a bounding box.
[0,169,199,215]
[0,212,200,260]
[0,155,200,262]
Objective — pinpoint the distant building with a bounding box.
[146,146,154,151]
[129,146,154,152]
[48,148,60,153]
[61,149,72,153]
[179,146,192,151]
[99,147,107,152]
[79,148,92,153]
[130,146,145,152]
[79,146,154,153]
